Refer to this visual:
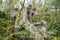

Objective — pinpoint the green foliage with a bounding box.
[0,0,2,4]
[0,24,33,40]
[52,0,60,8]
[47,21,60,37]
[0,11,7,19]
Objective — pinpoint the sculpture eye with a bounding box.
[32,13,34,16]
[14,8,19,11]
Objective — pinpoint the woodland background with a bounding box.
[0,0,60,40]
